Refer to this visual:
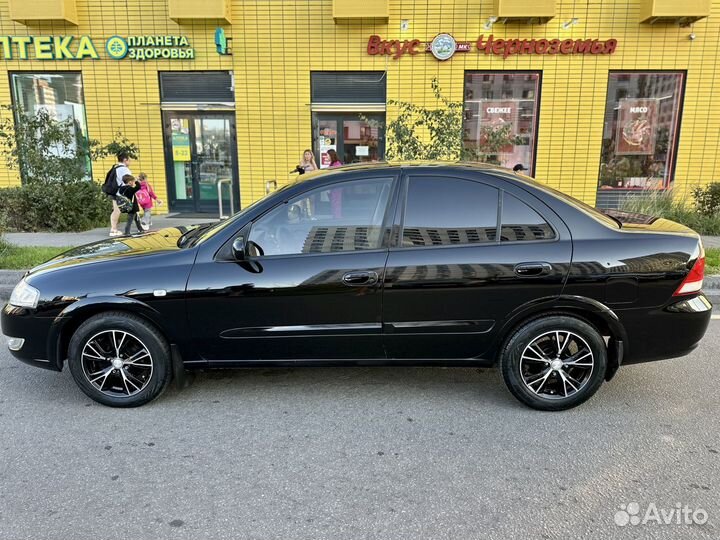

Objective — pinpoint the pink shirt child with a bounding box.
[138,180,159,209]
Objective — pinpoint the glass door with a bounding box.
[313,113,385,169]
[163,111,239,214]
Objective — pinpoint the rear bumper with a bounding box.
[619,294,712,364]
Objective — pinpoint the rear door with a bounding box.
[382,172,572,360]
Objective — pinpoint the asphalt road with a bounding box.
[1,325,719,540]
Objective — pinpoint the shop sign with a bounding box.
[616,98,658,155]
[367,34,617,60]
[0,35,195,61]
[215,28,232,55]
[172,132,191,162]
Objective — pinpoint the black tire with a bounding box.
[68,311,172,407]
[500,315,607,411]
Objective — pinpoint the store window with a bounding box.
[463,72,541,173]
[598,72,685,193]
[402,177,499,247]
[311,72,386,168]
[10,72,90,179]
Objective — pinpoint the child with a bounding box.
[136,172,162,229]
[118,174,145,236]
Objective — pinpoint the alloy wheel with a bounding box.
[519,330,595,400]
[80,330,154,397]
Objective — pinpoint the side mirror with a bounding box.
[231,237,246,261]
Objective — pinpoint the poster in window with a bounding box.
[616,98,658,156]
[479,100,518,154]
[318,125,338,169]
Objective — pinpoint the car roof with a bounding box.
[294,160,519,185]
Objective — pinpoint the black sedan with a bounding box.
[1,162,712,410]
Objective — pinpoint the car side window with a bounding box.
[501,192,555,242]
[248,177,394,256]
[402,177,499,247]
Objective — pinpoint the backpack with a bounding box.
[102,164,121,195]
[115,193,134,213]
[135,187,151,208]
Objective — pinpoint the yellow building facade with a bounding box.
[0,0,718,215]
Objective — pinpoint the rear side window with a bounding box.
[501,192,555,242]
[402,177,499,247]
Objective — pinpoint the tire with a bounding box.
[68,311,172,407]
[500,315,607,411]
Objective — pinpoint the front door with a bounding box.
[186,174,399,362]
[313,113,385,168]
[163,112,239,214]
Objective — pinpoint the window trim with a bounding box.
[238,175,400,260]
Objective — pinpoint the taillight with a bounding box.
[673,249,705,296]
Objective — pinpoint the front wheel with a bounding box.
[68,312,171,407]
[500,316,607,411]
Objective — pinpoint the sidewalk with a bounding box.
[3,214,219,248]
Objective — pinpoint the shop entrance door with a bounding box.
[163,111,240,214]
[313,113,385,168]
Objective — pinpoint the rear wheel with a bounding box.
[500,316,607,411]
[68,312,171,407]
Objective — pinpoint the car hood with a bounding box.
[27,227,189,277]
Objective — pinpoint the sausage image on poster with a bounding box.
[616,98,658,155]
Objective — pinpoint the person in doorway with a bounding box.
[109,152,133,237]
[298,149,317,173]
[118,174,144,236]
[327,149,343,168]
[136,172,162,229]
[513,163,528,174]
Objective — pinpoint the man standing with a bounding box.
[108,151,132,237]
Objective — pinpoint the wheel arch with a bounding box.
[49,297,172,370]
[493,295,627,380]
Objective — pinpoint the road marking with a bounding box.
[711,315,720,320]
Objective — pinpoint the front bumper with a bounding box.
[619,294,712,364]
[1,303,61,371]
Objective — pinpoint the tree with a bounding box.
[383,79,523,163]
[0,105,138,184]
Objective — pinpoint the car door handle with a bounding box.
[514,262,553,277]
[342,271,379,287]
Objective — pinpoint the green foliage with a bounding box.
[384,79,466,161]
[0,105,97,184]
[102,132,139,161]
[0,105,137,232]
[0,105,138,184]
[705,248,720,275]
[620,190,720,236]
[0,181,111,232]
[692,183,720,217]
[0,244,71,270]
[384,78,522,163]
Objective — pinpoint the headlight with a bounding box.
[9,279,40,309]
